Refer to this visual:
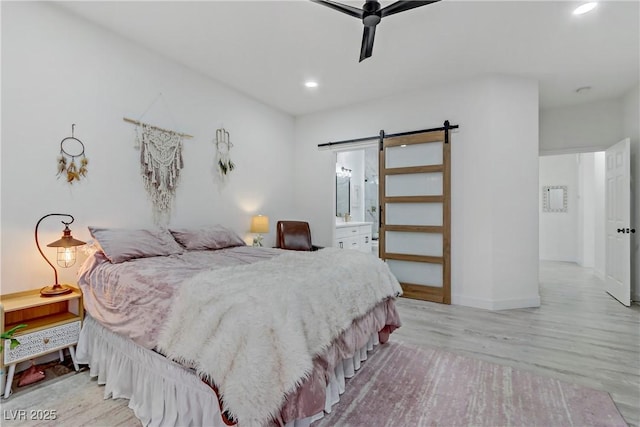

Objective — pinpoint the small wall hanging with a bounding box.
[215,127,235,177]
[57,124,88,184]
[124,93,193,224]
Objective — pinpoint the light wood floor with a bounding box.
[3,262,637,426]
[394,261,640,426]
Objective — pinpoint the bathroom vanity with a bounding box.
[334,222,373,253]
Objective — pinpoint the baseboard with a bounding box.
[490,295,541,310]
[539,145,609,156]
[539,257,579,263]
[452,294,541,310]
[594,268,605,280]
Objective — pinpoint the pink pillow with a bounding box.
[88,226,184,263]
[169,225,246,250]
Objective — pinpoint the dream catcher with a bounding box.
[57,124,88,184]
[215,128,235,177]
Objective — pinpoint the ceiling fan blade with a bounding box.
[359,25,376,62]
[310,0,364,19]
[380,0,440,18]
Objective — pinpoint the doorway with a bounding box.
[335,146,380,256]
[539,152,605,276]
[331,127,453,304]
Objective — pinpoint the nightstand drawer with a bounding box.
[4,321,81,364]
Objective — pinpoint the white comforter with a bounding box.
[157,247,402,426]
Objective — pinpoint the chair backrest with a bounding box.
[276,221,313,251]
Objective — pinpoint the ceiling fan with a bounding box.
[311,0,440,62]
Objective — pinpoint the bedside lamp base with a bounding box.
[40,284,73,297]
[252,234,264,247]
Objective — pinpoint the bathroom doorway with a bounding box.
[335,145,380,256]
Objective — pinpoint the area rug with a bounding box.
[313,342,628,427]
[0,342,628,427]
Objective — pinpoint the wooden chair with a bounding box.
[275,221,322,251]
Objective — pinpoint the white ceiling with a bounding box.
[56,0,639,116]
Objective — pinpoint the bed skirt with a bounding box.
[76,315,384,427]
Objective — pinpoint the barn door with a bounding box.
[379,129,451,303]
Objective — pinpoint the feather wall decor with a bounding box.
[57,124,89,184]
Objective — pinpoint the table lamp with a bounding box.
[35,213,86,296]
[250,215,269,247]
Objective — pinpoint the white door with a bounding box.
[604,138,632,306]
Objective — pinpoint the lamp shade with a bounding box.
[47,227,86,248]
[250,215,269,233]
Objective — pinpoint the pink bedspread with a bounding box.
[78,246,401,425]
[78,246,285,349]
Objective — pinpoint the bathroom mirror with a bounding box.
[336,175,350,217]
[543,185,568,213]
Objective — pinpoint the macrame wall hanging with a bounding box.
[124,93,192,224]
[215,127,235,178]
[57,124,88,184]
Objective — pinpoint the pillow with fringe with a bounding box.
[88,226,184,263]
[170,225,246,250]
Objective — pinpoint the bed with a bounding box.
[75,225,402,427]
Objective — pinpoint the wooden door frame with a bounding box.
[379,129,451,304]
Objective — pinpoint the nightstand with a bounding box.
[0,286,83,399]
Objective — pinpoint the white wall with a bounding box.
[294,75,540,310]
[578,153,596,268]
[540,98,624,155]
[593,152,606,278]
[1,2,296,294]
[577,152,605,275]
[539,154,579,262]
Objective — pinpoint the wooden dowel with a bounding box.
[123,117,193,139]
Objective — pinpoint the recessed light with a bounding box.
[304,81,318,88]
[573,2,597,15]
